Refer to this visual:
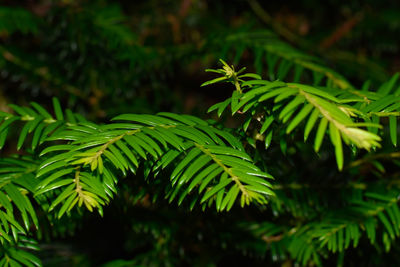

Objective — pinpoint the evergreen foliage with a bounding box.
[0,1,400,266]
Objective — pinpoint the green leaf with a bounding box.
[329,123,344,170]
[292,83,340,103]
[104,150,125,171]
[314,117,328,152]
[207,98,230,116]
[58,191,78,218]
[171,127,210,145]
[52,97,64,121]
[36,168,75,190]
[0,111,13,118]
[171,148,202,181]
[244,184,274,196]
[304,109,320,141]
[225,185,240,211]
[36,179,74,195]
[238,73,261,80]
[187,164,219,193]
[0,116,20,135]
[214,129,244,151]
[378,212,395,239]
[128,135,158,158]
[265,130,273,150]
[201,76,228,87]
[3,184,33,229]
[37,159,68,177]
[115,140,139,168]
[389,116,397,146]
[177,155,211,185]
[205,145,252,161]
[278,95,305,120]
[378,73,399,95]
[157,112,196,126]
[141,127,168,148]
[154,126,184,150]
[196,125,225,145]
[242,82,286,99]
[201,176,232,203]
[258,87,291,102]
[157,150,182,170]
[217,155,259,171]
[362,95,396,113]
[123,135,147,159]
[65,109,77,123]
[274,88,298,103]
[40,144,75,156]
[260,116,274,135]
[17,122,31,150]
[10,249,41,267]
[0,127,8,149]
[286,104,314,134]
[30,102,52,119]
[31,122,45,150]
[108,144,129,170]
[199,167,224,193]
[48,184,77,211]
[9,104,28,116]
[39,121,64,144]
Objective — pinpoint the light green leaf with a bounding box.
[279,95,305,120]
[314,117,328,152]
[201,76,228,87]
[304,109,320,141]
[329,123,344,170]
[286,104,314,134]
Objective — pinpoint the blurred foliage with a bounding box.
[0,0,400,266]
